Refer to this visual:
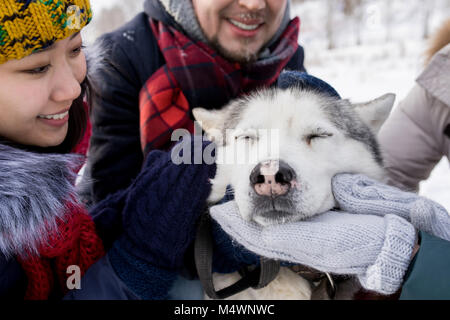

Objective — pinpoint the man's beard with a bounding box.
[209,37,259,64]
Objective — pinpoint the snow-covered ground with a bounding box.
[83,0,450,211]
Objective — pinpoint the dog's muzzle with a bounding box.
[250,160,296,197]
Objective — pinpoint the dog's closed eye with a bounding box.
[236,135,255,141]
[234,128,258,142]
[305,131,333,145]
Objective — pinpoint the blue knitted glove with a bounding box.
[209,188,261,274]
[332,173,450,241]
[211,218,261,274]
[210,201,416,295]
[109,136,217,299]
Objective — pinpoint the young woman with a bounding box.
[0,0,105,299]
[0,0,216,300]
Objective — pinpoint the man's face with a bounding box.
[192,0,288,63]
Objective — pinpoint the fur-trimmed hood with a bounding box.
[0,142,82,257]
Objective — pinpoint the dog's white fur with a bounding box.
[194,88,395,299]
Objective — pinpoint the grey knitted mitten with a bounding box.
[210,201,416,295]
[332,173,450,241]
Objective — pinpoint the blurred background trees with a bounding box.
[84,0,450,50]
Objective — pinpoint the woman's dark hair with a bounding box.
[1,78,91,154]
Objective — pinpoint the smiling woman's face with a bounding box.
[0,32,86,147]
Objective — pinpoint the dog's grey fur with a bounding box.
[0,143,82,257]
[321,97,383,165]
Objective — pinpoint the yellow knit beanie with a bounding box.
[0,0,92,64]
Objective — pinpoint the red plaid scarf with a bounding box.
[139,18,300,155]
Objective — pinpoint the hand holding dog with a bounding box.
[210,200,416,295]
[118,136,216,270]
[332,173,450,241]
[108,136,216,298]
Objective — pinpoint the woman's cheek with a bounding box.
[74,51,87,83]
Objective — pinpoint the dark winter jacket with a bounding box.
[399,231,450,300]
[79,0,306,207]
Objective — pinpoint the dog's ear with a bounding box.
[352,93,395,134]
[192,107,227,144]
[193,99,242,144]
[192,108,227,133]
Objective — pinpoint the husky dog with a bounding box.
[192,77,395,299]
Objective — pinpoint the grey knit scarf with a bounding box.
[158,0,292,55]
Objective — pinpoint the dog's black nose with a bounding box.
[250,160,296,197]
[275,163,295,184]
